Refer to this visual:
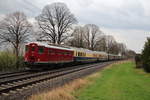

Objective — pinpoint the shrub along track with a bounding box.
[0,61,115,100]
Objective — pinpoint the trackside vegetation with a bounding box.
[29,60,150,100]
[141,38,150,72]
[75,61,150,100]
[0,52,25,71]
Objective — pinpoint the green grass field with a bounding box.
[75,61,150,100]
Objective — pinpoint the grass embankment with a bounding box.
[29,60,150,100]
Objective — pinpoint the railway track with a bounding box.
[0,63,100,85]
[0,61,113,100]
[0,70,31,78]
[0,71,33,80]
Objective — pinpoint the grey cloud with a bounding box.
[0,0,149,31]
[77,0,150,31]
[0,0,41,16]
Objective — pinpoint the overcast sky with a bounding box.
[0,0,150,53]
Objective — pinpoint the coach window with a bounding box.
[38,46,44,54]
[79,52,81,56]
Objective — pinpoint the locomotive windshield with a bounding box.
[31,47,35,51]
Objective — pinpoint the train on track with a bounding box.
[24,42,123,69]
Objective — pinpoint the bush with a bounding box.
[0,52,25,71]
[135,54,142,68]
[141,38,150,72]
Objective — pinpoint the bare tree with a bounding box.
[94,35,107,51]
[97,35,128,57]
[83,24,102,50]
[118,43,127,56]
[104,35,116,59]
[110,42,120,54]
[66,26,86,48]
[0,12,32,68]
[36,2,77,44]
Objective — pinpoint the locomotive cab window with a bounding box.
[25,45,28,52]
[38,46,44,54]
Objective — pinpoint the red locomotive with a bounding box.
[24,42,74,68]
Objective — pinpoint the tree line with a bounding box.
[0,2,135,69]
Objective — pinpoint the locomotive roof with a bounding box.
[27,42,73,51]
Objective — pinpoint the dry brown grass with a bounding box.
[29,79,88,100]
[28,60,126,100]
[28,72,101,100]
